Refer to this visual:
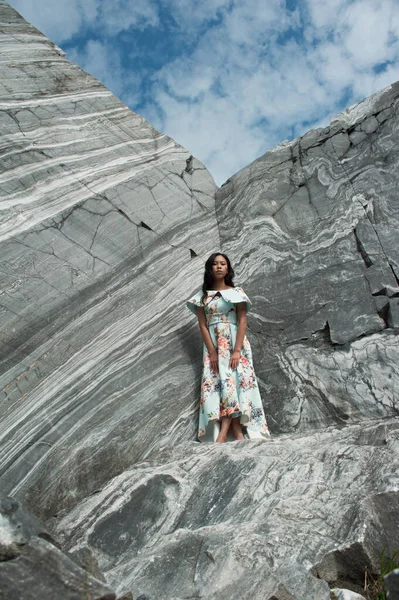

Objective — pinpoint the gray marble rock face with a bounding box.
[216,81,399,434]
[0,1,218,515]
[53,419,399,600]
[1,3,399,600]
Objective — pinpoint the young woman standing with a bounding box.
[187,253,270,443]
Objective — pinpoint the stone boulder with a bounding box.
[0,494,115,599]
[331,590,366,600]
[385,569,399,600]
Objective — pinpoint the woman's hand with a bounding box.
[229,349,241,370]
[210,349,219,373]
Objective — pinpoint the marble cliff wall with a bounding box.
[0,1,218,516]
[216,84,399,433]
[1,4,399,600]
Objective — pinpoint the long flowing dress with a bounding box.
[187,286,270,442]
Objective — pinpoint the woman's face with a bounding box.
[212,255,228,279]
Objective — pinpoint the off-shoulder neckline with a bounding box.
[206,286,240,292]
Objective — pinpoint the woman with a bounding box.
[187,253,270,443]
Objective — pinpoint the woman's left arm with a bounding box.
[229,302,247,370]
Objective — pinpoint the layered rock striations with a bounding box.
[216,83,399,434]
[0,1,218,516]
[0,3,399,600]
[54,419,399,600]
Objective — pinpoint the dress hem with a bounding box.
[198,420,271,443]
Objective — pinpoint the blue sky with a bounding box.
[9,0,399,185]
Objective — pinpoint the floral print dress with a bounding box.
[187,287,270,442]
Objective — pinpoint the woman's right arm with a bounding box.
[197,307,218,373]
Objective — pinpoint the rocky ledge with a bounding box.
[52,418,399,600]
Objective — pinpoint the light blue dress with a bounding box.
[187,287,270,442]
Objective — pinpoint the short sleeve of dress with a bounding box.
[186,291,203,315]
[220,287,252,312]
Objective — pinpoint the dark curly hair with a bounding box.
[201,253,235,304]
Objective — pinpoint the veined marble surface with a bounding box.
[0,1,217,514]
[53,418,399,600]
[216,80,399,434]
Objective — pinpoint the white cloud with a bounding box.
[9,0,159,41]
[341,0,399,68]
[99,0,159,34]
[10,0,84,41]
[305,0,399,102]
[68,40,122,96]
[352,62,399,98]
[68,39,142,106]
[157,62,217,100]
[222,0,292,44]
[163,0,231,30]
[305,0,348,30]
[312,43,355,90]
